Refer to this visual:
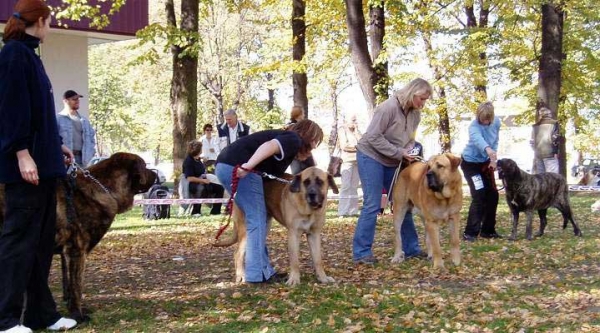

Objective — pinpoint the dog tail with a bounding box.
[212,208,240,247]
[212,232,238,247]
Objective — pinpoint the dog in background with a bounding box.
[0,152,156,321]
[214,167,339,286]
[391,153,463,269]
[496,158,582,240]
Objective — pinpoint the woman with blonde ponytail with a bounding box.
[0,1,77,332]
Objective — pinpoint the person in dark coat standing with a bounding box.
[0,1,77,332]
[217,109,250,150]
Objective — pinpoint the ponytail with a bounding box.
[3,0,50,42]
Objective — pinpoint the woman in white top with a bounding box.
[200,123,220,173]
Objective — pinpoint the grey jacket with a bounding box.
[356,96,419,167]
[532,118,559,158]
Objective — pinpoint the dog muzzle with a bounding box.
[426,171,443,192]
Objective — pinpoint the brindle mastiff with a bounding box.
[391,153,463,269]
[497,158,582,240]
[0,152,156,321]
[214,166,339,286]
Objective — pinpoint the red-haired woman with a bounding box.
[0,1,77,332]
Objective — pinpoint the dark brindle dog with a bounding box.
[0,152,156,321]
[496,158,582,240]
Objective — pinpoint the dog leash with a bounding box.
[214,165,293,241]
[69,162,111,195]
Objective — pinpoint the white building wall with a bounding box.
[41,33,89,116]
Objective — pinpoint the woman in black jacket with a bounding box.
[0,1,76,332]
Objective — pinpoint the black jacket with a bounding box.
[0,35,65,183]
[217,121,250,146]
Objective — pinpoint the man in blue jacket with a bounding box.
[56,90,96,166]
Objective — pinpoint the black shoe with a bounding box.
[247,272,288,285]
[462,234,477,242]
[480,232,503,239]
[406,251,428,260]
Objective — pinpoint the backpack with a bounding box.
[142,184,171,220]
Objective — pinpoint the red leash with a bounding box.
[214,165,241,241]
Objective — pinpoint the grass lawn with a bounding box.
[48,193,600,332]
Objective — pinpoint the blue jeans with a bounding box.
[352,150,421,261]
[215,163,276,282]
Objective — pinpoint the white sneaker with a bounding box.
[0,325,33,333]
[47,317,77,331]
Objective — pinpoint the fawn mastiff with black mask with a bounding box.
[391,153,464,269]
[214,166,339,286]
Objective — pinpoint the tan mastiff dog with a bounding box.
[391,153,463,269]
[214,166,339,286]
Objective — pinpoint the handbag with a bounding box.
[327,133,343,177]
[328,155,343,177]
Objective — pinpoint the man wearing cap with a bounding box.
[56,90,97,166]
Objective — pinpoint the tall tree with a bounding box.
[166,0,199,181]
[464,0,490,101]
[292,0,308,115]
[345,0,388,116]
[537,2,565,175]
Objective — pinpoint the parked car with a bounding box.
[571,158,600,178]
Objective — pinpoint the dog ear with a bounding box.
[328,174,339,194]
[447,154,462,171]
[290,174,302,193]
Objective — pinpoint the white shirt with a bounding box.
[201,135,220,160]
[228,124,239,143]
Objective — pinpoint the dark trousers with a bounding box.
[189,182,225,215]
[0,179,61,330]
[460,159,499,237]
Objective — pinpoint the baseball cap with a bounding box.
[63,90,83,99]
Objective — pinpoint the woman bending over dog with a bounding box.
[352,78,433,265]
[215,119,323,284]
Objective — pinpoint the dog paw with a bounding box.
[391,255,405,264]
[235,276,245,284]
[318,276,335,284]
[286,276,301,286]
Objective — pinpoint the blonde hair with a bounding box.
[477,102,495,123]
[394,78,433,110]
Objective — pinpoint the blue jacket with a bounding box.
[462,117,501,163]
[0,35,65,183]
[56,110,96,166]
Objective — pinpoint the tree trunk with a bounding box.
[292,0,308,115]
[167,0,199,193]
[465,1,489,101]
[423,33,451,153]
[369,1,388,102]
[345,0,377,116]
[537,3,565,175]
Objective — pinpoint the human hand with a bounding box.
[237,163,250,178]
[17,150,39,185]
[489,160,497,170]
[61,145,74,165]
[402,150,416,162]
